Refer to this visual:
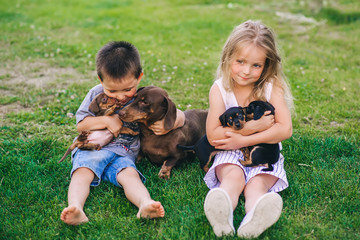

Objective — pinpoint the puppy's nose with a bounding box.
[118,111,126,118]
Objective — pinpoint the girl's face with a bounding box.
[231,44,266,87]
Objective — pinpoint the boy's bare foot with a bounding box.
[61,206,89,225]
[137,201,165,219]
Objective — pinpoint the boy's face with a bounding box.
[100,72,143,106]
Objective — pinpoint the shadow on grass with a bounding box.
[318,7,360,24]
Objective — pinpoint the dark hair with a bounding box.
[96,41,142,82]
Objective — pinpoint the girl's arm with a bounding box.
[206,84,229,142]
[206,84,274,144]
[212,84,292,150]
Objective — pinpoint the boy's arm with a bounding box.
[75,85,123,136]
[150,109,185,135]
[77,114,124,137]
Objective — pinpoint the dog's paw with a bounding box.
[158,171,170,180]
[239,159,252,166]
[158,166,171,179]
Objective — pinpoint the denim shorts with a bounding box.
[71,149,145,187]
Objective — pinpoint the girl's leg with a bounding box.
[60,167,95,225]
[243,173,278,212]
[216,164,246,210]
[204,164,246,237]
[237,174,282,238]
[116,167,164,219]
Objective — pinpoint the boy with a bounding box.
[60,41,185,225]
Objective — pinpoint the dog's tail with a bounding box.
[176,144,195,153]
[58,146,73,163]
[58,141,78,163]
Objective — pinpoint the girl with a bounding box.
[203,20,294,238]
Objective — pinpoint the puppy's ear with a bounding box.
[219,113,226,127]
[265,102,275,115]
[88,93,104,115]
[253,105,264,120]
[239,107,246,121]
[163,96,177,130]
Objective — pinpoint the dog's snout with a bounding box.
[118,111,126,118]
[234,121,241,129]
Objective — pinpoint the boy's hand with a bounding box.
[149,119,171,135]
[104,115,124,137]
[150,109,185,135]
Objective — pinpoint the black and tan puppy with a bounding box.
[59,93,138,163]
[219,106,246,130]
[178,107,246,172]
[239,101,279,171]
[179,101,280,172]
[118,86,208,179]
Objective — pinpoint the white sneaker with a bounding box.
[204,188,235,237]
[237,192,283,238]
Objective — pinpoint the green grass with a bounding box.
[1,0,359,239]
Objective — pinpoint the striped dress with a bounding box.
[203,79,288,193]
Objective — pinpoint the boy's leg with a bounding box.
[61,167,95,225]
[116,167,165,219]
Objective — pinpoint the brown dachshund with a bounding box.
[59,93,138,163]
[178,101,280,172]
[118,86,208,179]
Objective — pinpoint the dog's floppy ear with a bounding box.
[162,96,177,130]
[146,94,176,130]
[219,113,227,127]
[265,102,275,115]
[88,93,104,115]
[253,105,265,120]
[251,101,275,120]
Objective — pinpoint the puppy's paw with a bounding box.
[239,159,252,167]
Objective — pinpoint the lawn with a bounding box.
[1,0,359,239]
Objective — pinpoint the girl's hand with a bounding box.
[245,111,274,133]
[104,115,124,137]
[87,129,113,147]
[212,131,246,150]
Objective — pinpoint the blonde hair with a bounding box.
[216,20,294,111]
